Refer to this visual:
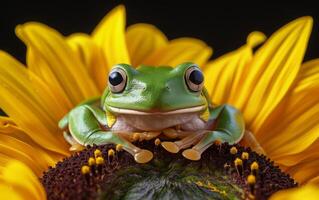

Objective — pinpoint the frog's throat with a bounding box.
[107,105,206,115]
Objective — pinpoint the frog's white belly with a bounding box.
[111,113,206,132]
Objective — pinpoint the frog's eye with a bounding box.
[185,66,204,92]
[108,68,127,93]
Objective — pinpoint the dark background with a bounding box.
[0,1,318,116]
[1,1,319,62]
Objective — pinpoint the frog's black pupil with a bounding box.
[189,70,203,85]
[109,72,123,86]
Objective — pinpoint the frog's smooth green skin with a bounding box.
[59,63,245,163]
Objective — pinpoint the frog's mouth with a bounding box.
[107,105,206,115]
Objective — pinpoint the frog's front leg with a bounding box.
[182,104,245,160]
[67,105,153,163]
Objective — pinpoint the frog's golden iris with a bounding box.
[0,5,319,199]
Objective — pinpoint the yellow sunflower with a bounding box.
[0,5,318,199]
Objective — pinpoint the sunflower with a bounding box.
[0,5,319,199]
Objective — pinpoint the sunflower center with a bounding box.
[41,142,297,200]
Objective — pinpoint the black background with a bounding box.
[0,1,319,116]
[1,1,319,63]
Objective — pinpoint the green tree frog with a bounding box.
[59,63,245,163]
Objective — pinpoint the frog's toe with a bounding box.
[69,143,85,152]
[182,149,201,161]
[161,142,180,153]
[134,149,153,163]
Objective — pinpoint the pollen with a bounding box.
[42,143,297,200]
[234,158,243,166]
[230,146,238,155]
[247,174,256,184]
[108,149,115,157]
[247,174,256,196]
[234,158,243,176]
[241,152,249,160]
[251,161,259,170]
[116,144,123,152]
[94,149,102,158]
[96,156,104,165]
[250,161,259,176]
[88,157,95,166]
[81,165,90,175]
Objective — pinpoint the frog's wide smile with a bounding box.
[107,105,207,115]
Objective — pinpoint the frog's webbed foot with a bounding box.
[116,134,154,163]
[118,131,160,162]
[141,131,161,141]
[134,149,154,163]
[83,131,154,164]
[161,131,206,153]
[162,128,192,139]
[182,131,223,160]
[69,143,85,152]
[182,104,245,161]
[119,131,161,142]
[63,131,84,152]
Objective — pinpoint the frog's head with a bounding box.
[101,62,209,115]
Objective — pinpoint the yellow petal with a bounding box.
[275,139,319,167]
[256,59,319,161]
[295,59,319,92]
[264,102,319,159]
[0,134,58,176]
[0,116,62,175]
[0,52,69,155]
[0,184,24,200]
[0,136,47,176]
[0,160,46,200]
[16,22,99,105]
[0,117,62,163]
[203,32,265,104]
[26,47,73,109]
[235,17,312,132]
[67,33,108,91]
[142,37,212,67]
[0,116,34,146]
[309,176,319,184]
[270,184,319,200]
[126,23,168,66]
[204,46,251,104]
[92,5,130,67]
[286,157,319,184]
[260,59,319,135]
[0,116,18,134]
